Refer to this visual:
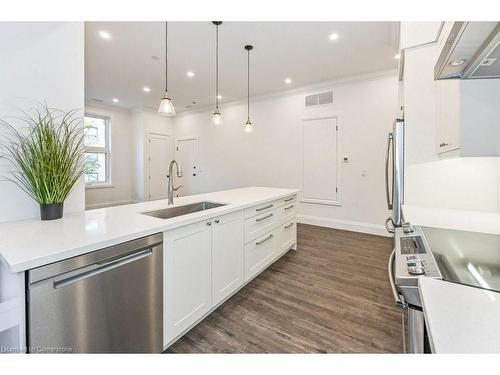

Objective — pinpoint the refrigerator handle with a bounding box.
[385,132,393,210]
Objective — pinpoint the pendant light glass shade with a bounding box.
[158,92,176,116]
[212,110,222,126]
[212,21,223,126]
[244,119,253,133]
[158,21,176,116]
[244,45,254,133]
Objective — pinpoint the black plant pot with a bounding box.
[40,202,64,221]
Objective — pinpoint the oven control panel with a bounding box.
[395,226,442,287]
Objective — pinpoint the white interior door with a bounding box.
[302,117,339,204]
[148,133,171,200]
[175,138,199,196]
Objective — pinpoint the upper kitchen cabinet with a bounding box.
[434,22,500,156]
[401,21,500,161]
[399,22,443,50]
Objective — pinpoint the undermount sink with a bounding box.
[141,201,227,220]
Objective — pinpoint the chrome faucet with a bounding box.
[167,160,183,205]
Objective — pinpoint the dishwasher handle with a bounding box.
[53,248,153,289]
[388,249,407,309]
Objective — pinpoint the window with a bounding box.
[84,115,110,186]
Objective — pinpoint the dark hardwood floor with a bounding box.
[165,224,404,353]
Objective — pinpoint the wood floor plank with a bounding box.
[165,224,404,353]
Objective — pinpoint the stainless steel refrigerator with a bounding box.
[385,118,405,232]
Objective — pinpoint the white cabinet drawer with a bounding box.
[244,209,278,244]
[279,195,296,208]
[277,201,296,224]
[244,231,277,281]
[244,200,278,218]
[277,220,296,258]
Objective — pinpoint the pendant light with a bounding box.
[212,21,223,126]
[158,21,176,116]
[244,44,254,133]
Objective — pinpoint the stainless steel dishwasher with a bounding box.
[27,233,163,353]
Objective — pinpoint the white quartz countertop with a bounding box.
[403,205,500,235]
[0,187,299,273]
[419,277,500,353]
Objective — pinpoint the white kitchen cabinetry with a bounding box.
[164,220,212,345]
[163,194,297,348]
[435,78,500,156]
[399,22,443,50]
[278,221,297,259]
[211,210,245,306]
[402,21,500,159]
[244,230,278,281]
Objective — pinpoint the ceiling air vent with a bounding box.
[305,91,333,108]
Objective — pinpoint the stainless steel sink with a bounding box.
[141,201,227,220]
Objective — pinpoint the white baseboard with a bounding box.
[85,200,138,210]
[297,214,390,237]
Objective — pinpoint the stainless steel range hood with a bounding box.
[435,22,500,80]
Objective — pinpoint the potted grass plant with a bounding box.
[0,104,84,220]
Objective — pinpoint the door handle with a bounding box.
[385,132,393,210]
[53,249,153,289]
[385,217,395,234]
[388,249,407,309]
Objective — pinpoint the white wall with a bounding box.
[0,22,84,223]
[84,104,136,209]
[174,73,399,235]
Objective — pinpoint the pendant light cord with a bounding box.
[247,48,250,120]
[215,23,219,110]
[165,21,168,93]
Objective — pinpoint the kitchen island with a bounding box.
[0,186,299,352]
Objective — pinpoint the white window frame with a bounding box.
[84,114,112,188]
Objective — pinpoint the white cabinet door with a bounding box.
[435,80,461,154]
[211,211,244,306]
[399,22,442,50]
[164,220,212,345]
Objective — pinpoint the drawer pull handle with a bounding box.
[284,197,294,202]
[439,142,449,147]
[256,204,273,212]
[256,234,273,246]
[284,222,294,229]
[256,213,273,222]
[284,204,294,210]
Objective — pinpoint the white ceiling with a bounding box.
[85,22,399,112]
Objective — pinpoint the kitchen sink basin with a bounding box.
[141,201,227,220]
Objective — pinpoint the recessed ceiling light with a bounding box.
[143,86,151,92]
[217,95,222,100]
[187,71,195,78]
[112,98,119,103]
[285,78,292,84]
[450,59,467,66]
[329,33,339,41]
[394,53,401,59]
[99,31,111,40]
